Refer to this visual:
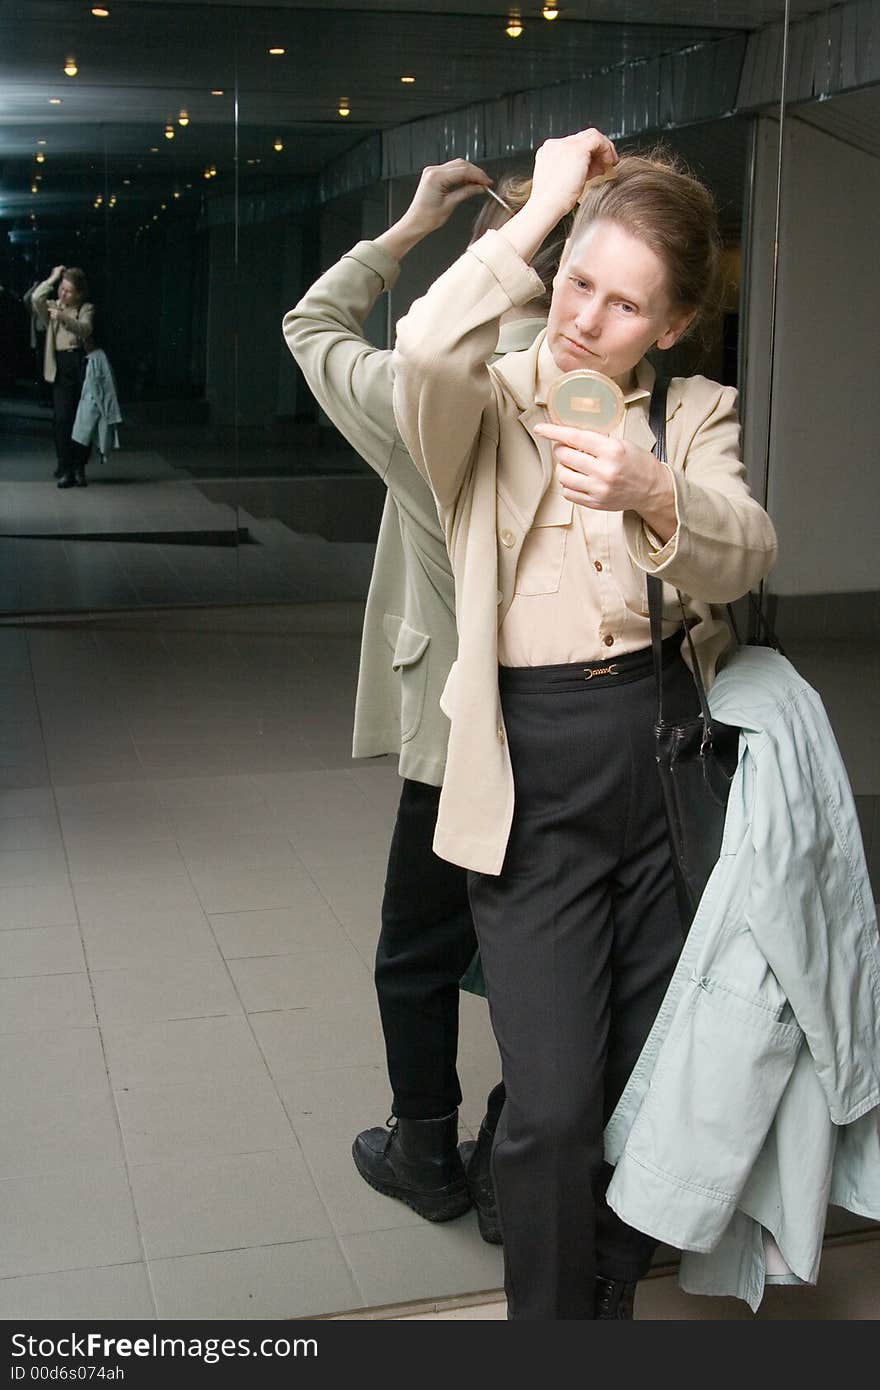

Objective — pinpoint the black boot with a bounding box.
[57,473,76,489]
[74,466,87,487]
[352,1112,471,1222]
[459,1122,502,1244]
[595,1275,637,1319]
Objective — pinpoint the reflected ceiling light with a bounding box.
[149,146,158,152]
[31,184,38,194]
[123,178,130,185]
[37,139,46,146]
[210,89,224,96]
[178,110,189,126]
[505,11,523,37]
[48,98,62,104]
[268,46,285,55]
[160,203,167,210]
[95,195,103,205]
[173,190,181,199]
[400,75,416,84]
[203,167,211,179]
[64,57,78,77]
[273,138,283,151]
[542,3,559,18]
[91,7,110,16]
[35,152,45,163]
[164,125,175,140]
[337,98,351,117]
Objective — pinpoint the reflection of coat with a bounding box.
[283,239,544,787]
[604,646,880,1310]
[72,349,122,459]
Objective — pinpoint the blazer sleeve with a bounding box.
[282,241,402,477]
[30,278,54,328]
[623,377,778,603]
[391,229,545,509]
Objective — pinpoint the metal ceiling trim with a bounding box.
[736,0,880,107]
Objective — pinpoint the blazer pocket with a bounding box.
[513,492,574,597]
[383,614,431,744]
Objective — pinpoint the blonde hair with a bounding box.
[469,172,571,313]
[568,150,722,344]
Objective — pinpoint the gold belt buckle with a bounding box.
[583,663,618,681]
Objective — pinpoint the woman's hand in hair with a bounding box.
[375,159,492,263]
[499,129,617,266]
[534,421,677,544]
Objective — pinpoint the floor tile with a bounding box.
[66,838,186,884]
[0,925,86,978]
[130,1148,332,1259]
[0,788,56,820]
[228,947,371,1014]
[102,1015,266,1089]
[0,881,77,930]
[208,905,350,959]
[0,816,62,852]
[90,959,242,1025]
[80,903,221,971]
[54,781,165,816]
[0,1027,107,1098]
[73,870,201,921]
[0,1089,123,1180]
[0,1165,142,1279]
[149,1239,361,1320]
[341,1221,504,1309]
[0,973,96,1033]
[250,1005,386,1077]
[115,1075,296,1164]
[0,1262,155,1321]
[152,775,265,809]
[0,847,69,886]
[187,864,328,915]
[178,833,301,874]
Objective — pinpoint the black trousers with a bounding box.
[52,349,90,477]
[375,778,504,1123]
[468,639,695,1320]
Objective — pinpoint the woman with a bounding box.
[31,264,94,487]
[391,128,777,1319]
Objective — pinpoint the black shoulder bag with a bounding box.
[647,377,740,933]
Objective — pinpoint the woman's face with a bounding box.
[546,218,693,382]
[58,278,80,307]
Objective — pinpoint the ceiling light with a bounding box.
[91,7,110,16]
[95,195,103,205]
[164,125,175,140]
[36,152,45,163]
[268,46,285,56]
[338,98,351,118]
[37,139,46,145]
[210,90,224,96]
[64,57,78,77]
[31,184,38,194]
[542,3,559,18]
[48,98,62,105]
[123,178,130,185]
[109,195,116,206]
[209,165,217,177]
[273,138,283,151]
[400,76,416,84]
[505,11,523,37]
[149,146,158,153]
[173,191,181,199]
[178,110,189,126]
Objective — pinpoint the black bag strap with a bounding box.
[647,377,714,733]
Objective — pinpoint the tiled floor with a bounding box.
[0,604,505,1320]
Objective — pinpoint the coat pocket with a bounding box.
[626,976,803,1205]
[513,491,573,596]
[383,614,431,744]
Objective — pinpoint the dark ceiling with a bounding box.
[0,0,838,233]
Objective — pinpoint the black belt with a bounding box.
[498,631,683,693]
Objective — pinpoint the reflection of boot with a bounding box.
[459,1121,502,1244]
[594,1276,637,1320]
[57,474,76,489]
[352,1112,470,1222]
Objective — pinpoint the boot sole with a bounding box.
[351,1143,471,1223]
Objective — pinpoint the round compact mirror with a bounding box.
[546,369,625,434]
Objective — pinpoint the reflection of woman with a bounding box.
[32,265,95,487]
[392,128,778,1318]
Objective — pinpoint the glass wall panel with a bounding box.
[0,0,239,612]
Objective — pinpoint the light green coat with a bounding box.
[283,239,543,786]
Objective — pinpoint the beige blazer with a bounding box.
[283,239,545,787]
[31,278,95,384]
[392,229,778,874]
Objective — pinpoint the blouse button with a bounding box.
[603,634,615,647]
[594,560,603,573]
[500,529,515,548]
[497,725,505,743]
